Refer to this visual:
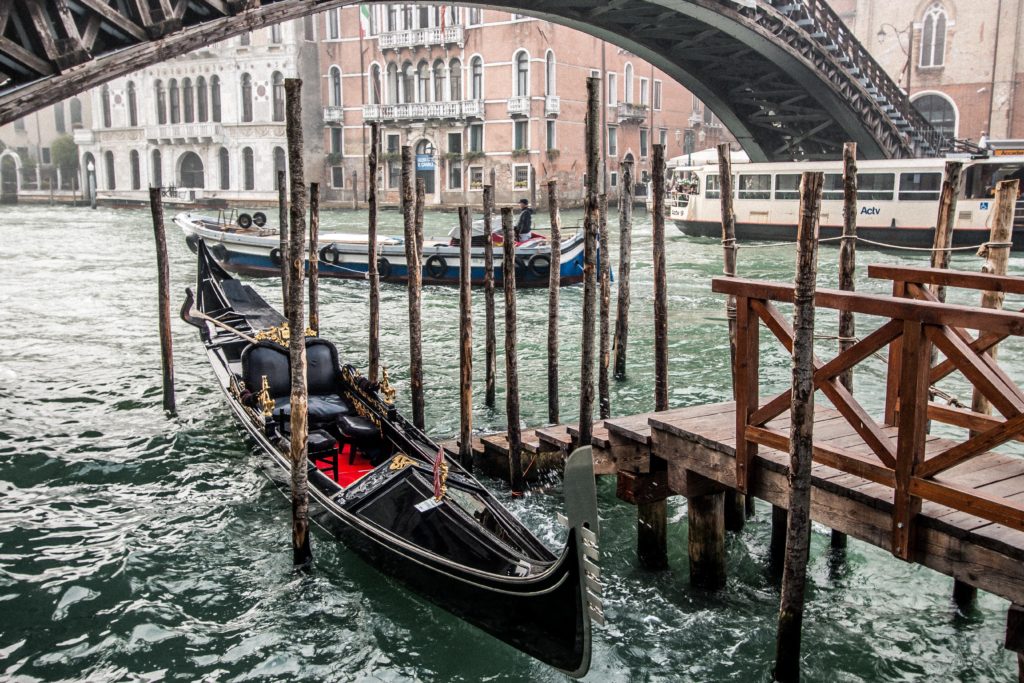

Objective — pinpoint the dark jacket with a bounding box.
[514,207,534,237]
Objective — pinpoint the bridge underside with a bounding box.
[0,0,934,161]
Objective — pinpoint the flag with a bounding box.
[432,445,448,500]
[359,5,371,38]
[439,5,446,33]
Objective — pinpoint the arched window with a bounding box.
[154,80,166,124]
[54,102,65,133]
[151,149,162,187]
[242,147,254,190]
[197,76,208,122]
[240,73,253,122]
[183,78,194,123]
[179,151,204,188]
[369,64,382,105]
[624,63,633,103]
[545,51,555,96]
[219,147,230,190]
[514,51,529,97]
[130,150,140,190]
[169,79,180,123]
[70,97,83,128]
[471,57,483,100]
[402,61,415,104]
[919,3,947,68]
[127,81,137,126]
[449,58,462,101]
[386,63,400,105]
[913,93,957,138]
[418,61,431,103]
[104,150,116,189]
[273,146,286,182]
[272,71,285,122]
[329,66,342,107]
[270,22,282,43]
[210,76,221,122]
[101,85,112,128]
[432,59,445,102]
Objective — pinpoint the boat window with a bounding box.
[738,174,770,200]
[822,173,844,201]
[775,173,801,200]
[898,172,942,201]
[857,173,895,201]
[706,174,721,199]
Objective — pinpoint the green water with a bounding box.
[0,203,1020,681]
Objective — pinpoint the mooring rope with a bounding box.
[720,235,1013,253]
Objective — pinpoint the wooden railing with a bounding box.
[712,271,1024,559]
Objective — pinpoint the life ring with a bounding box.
[319,243,340,265]
[210,243,229,261]
[376,257,392,280]
[528,253,551,278]
[425,254,448,279]
[185,233,200,254]
[270,247,283,266]
[252,211,267,227]
[237,212,253,229]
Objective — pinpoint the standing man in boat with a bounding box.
[514,198,534,241]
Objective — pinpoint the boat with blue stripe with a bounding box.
[174,210,588,288]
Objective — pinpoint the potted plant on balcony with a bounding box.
[382,151,402,163]
[443,151,463,162]
[326,152,344,166]
[511,148,529,159]
[545,148,560,161]
[464,150,485,163]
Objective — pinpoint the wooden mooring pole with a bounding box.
[404,172,425,430]
[578,76,600,447]
[599,192,611,420]
[278,170,289,312]
[483,183,497,409]
[613,161,633,380]
[284,78,312,568]
[459,206,474,471]
[773,171,824,683]
[717,143,746,530]
[308,182,320,335]
[546,179,561,424]
[148,187,175,413]
[502,206,525,492]
[366,123,380,382]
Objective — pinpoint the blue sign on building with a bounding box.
[416,154,434,171]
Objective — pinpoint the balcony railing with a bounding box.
[363,100,484,122]
[378,25,464,50]
[617,102,649,123]
[507,96,530,117]
[323,106,344,124]
[544,95,560,117]
[145,123,224,143]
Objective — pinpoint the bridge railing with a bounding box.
[713,272,1024,560]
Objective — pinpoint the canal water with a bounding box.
[1,203,1021,681]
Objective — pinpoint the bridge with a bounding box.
[0,0,945,162]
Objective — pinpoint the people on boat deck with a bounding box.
[515,198,534,240]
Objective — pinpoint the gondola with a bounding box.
[180,239,602,677]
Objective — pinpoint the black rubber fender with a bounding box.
[237,212,253,229]
[252,211,267,227]
[210,243,229,261]
[425,254,447,279]
[527,253,551,278]
[270,247,283,266]
[377,257,392,280]
[319,243,340,265]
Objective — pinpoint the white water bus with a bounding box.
[666,142,1024,250]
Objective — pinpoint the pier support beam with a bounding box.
[682,469,726,589]
[1005,604,1024,682]
[617,462,669,571]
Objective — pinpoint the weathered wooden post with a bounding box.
[502,206,525,492]
[578,76,600,447]
[308,182,320,335]
[599,192,611,420]
[148,187,175,413]
[284,78,312,568]
[483,184,497,409]
[367,123,380,382]
[773,171,824,683]
[613,161,634,379]
[459,206,474,471]
[415,177,425,255]
[717,142,747,530]
[687,470,726,588]
[930,161,965,304]
[351,170,358,210]
[278,170,289,311]
[404,170,425,429]
[547,179,561,424]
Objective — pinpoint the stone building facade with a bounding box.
[317,5,724,207]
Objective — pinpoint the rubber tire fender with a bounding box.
[237,212,253,229]
[270,247,283,266]
[528,253,551,278]
[252,211,267,227]
[320,243,340,265]
[377,257,392,280]
[425,254,448,279]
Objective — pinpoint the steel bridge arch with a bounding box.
[0,0,944,161]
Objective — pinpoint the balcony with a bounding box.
[507,96,530,117]
[362,100,483,122]
[544,95,560,117]
[145,123,224,144]
[323,106,344,124]
[378,25,464,51]
[617,102,649,123]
